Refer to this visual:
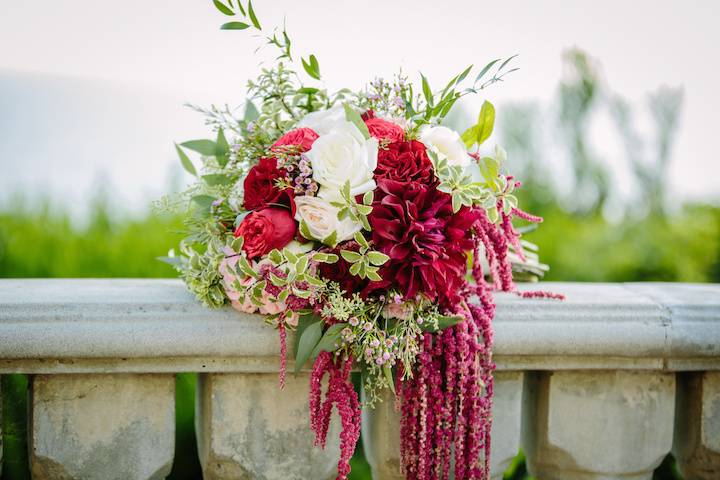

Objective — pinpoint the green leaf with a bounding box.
[362,190,374,205]
[269,273,287,286]
[231,236,244,252]
[202,174,234,186]
[238,255,259,279]
[311,323,347,359]
[191,195,215,211]
[353,231,369,249]
[322,230,337,247]
[498,54,519,72]
[298,87,320,95]
[247,0,261,29]
[323,253,339,264]
[383,365,396,394]
[235,0,246,16]
[301,54,321,80]
[175,143,196,176]
[343,104,371,139]
[283,248,298,264]
[474,100,495,146]
[299,220,314,240]
[422,314,464,332]
[243,100,259,122]
[221,21,250,30]
[349,262,361,276]
[420,73,433,107]
[213,0,235,16]
[295,254,309,274]
[215,128,229,167]
[475,58,501,84]
[366,251,390,266]
[340,250,363,263]
[366,269,382,282]
[268,249,283,265]
[295,318,323,373]
[181,139,217,156]
[157,256,183,266]
[456,64,473,83]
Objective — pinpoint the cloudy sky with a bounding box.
[1,0,718,217]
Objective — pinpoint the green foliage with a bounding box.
[0,200,182,278]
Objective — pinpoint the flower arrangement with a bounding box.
[160,2,563,479]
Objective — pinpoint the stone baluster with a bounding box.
[195,372,340,480]
[29,373,175,480]
[362,371,524,480]
[522,370,675,480]
[673,371,720,479]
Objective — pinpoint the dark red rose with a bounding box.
[234,207,297,259]
[364,116,405,144]
[366,179,480,306]
[272,127,319,152]
[242,157,292,211]
[318,242,369,295]
[375,140,435,184]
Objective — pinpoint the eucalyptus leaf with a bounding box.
[202,174,235,186]
[175,143,196,176]
[181,139,217,156]
[294,318,323,373]
[311,323,347,359]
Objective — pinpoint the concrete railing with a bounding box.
[0,280,718,479]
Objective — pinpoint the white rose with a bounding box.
[297,104,347,135]
[294,195,362,243]
[301,107,378,200]
[420,125,472,167]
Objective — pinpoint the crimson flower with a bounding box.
[234,207,297,259]
[367,179,479,306]
[243,157,292,211]
[375,140,435,185]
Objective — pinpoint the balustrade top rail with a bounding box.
[0,279,718,373]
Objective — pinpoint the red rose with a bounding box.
[272,127,319,152]
[367,179,480,306]
[375,140,434,184]
[243,157,292,211]
[363,114,405,144]
[234,207,297,259]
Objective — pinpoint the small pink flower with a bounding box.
[284,311,300,327]
[231,297,257,314]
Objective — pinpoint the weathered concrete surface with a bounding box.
[361,371,524,480]
[674,371,720,479]
[196,372,340,480]
[1,280,718,373]
[523,370,675,480]
[30,374,175,480]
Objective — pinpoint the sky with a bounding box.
[0,0,718,218]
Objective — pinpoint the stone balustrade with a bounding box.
[0,280,718,479]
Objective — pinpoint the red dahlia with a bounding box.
[367,179,479,306]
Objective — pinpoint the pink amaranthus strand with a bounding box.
[308,352,361,480]
[278,321,287,389]
[399,198,562,480]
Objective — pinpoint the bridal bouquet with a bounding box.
[161,2,561,479]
